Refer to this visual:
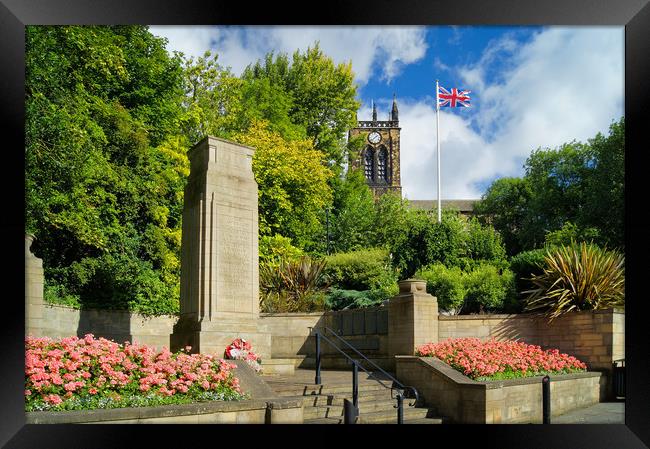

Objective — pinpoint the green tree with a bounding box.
[231,120,333,249]
[327,169,376,253]
[474,118,624,254]
[26,25,187,315]
[473,177,532,256]
[522,141,592,249]
[581,119,624,249]
[181,51,246,143]
[372,192,412,251]
[243,43,360,168]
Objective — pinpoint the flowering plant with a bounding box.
[416,338,587,381]
[224,338,262,373]
[25,334,245,412]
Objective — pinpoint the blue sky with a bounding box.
[149,26,624,200]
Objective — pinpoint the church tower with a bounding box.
[348,95,402,197]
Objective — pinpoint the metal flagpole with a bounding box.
[436,79,441,223]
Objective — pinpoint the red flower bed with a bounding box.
[416,338,587,381]
[25,334,244,411]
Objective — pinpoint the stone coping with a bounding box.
[260,307,385,318]
[438,308,622,320]
[396,356,601,390]
[25,397,303,424]
[37,302,179,319]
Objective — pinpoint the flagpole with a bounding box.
[436,79,441,223]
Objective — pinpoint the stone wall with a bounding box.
[260,307,390,369]
[438,309,624,397]
[27,303,177,350]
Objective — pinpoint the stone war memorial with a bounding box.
[169,136,271,359]
[25,135,625,425]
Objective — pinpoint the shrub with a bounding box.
[415,263,466,314]
[416,338,587,381]
[325,288,387,310]
[509,248,548,302]
[390,211,509,279]
[25,334,244,412]
[523,241,625,321]
[544,221,601,247]
[323,248,398,297]
[463,264,516,314]
[259,255,328,313]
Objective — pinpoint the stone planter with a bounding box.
[396,356,602,424]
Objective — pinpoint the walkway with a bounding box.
[552,401,625,424]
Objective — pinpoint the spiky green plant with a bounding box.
[259,256,328,313]
[523,241,624,321]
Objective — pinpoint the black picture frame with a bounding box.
[2,0,648,447]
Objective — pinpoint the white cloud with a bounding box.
[393,27,623,200]
[149,25,428,84]
[149,26,624,201]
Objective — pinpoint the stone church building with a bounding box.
[348,97,477,217]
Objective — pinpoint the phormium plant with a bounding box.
[522,241,624,321]
[259,255,328,312]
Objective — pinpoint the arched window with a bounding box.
[377,146,388,182]
[364,147,375,181]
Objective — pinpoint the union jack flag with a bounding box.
[438,85,471,108]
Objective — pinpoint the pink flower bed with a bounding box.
[416,338,587,381]
[25,334,244,411]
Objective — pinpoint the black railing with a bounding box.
[308,326,419,424]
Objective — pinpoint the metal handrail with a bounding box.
[321,326,407,392]
[308,326,419,405]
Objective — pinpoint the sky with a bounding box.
[149,25,624,201]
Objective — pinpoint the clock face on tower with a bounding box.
[368,131,381,144]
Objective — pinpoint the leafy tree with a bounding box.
[473,177,532,256]
[522,141,593,249]
[327,169,376,253]
[26,25,187,315]
[581,119,624,249]
[231,120,333,249]
[474,118,624,254]
[243,43,360,168]
[181,51,246,143]
[371,192,412,251]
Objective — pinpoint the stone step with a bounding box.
[303,407,439,424]
[260,359,296,376]
[266,382,390,397]
[357,407,433,424]
[299,390,395,408]
[303,397,407,420]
